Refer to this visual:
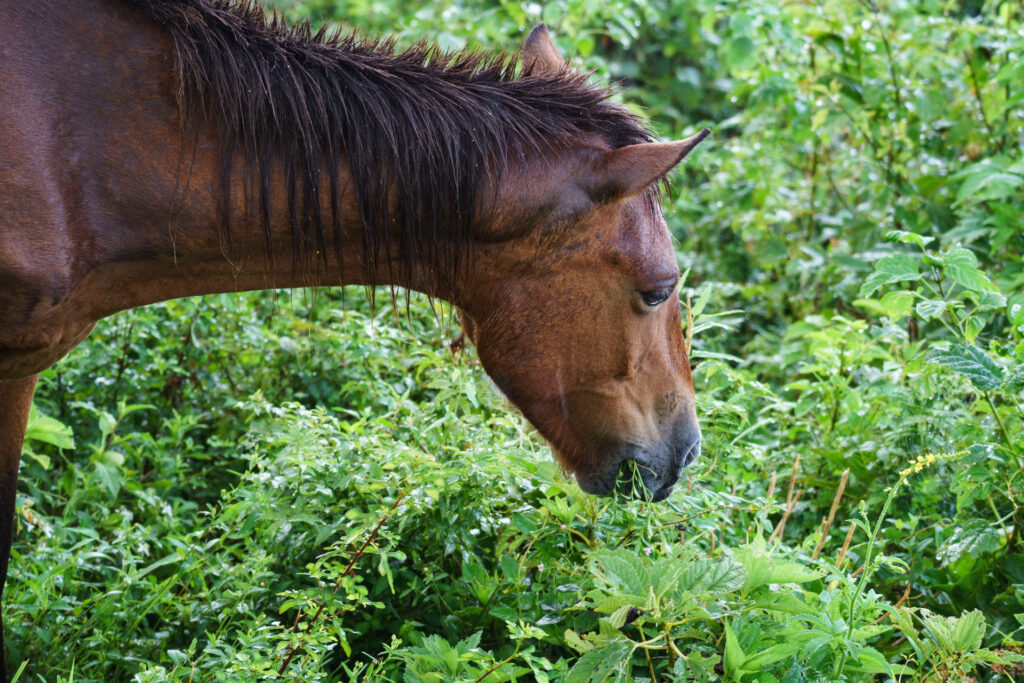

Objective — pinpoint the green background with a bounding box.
[9,0,1024,680]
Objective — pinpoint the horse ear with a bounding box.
[523,24,563,75]
[591,128,711,201]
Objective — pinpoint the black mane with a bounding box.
[130,0,653,287]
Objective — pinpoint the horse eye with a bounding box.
[640,288,672,307]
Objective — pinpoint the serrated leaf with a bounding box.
[778,661,809,683]
[859,253,920,297]
[23,405,75,450]
[971,648,1024,665]
[590,550,649,596]
[604,605,632,629]
[853,646,893,675]
[752,592,818,616]
[22,449,51,470]
[964,316,985,344]
[742,638,808,670]
[564,640,632,683]
[915,299,947,321]
[978,289,1007,310]
[765,562,823,585]
[678,557,745,598]
[564,629,595,654]
[955,169,1023,206]
[922,609,985,655]
[942,247,993,294]
[929,343,1003,391]
[723,621,746,678]
[649,570,686,607]
[879,290,914,319]
[893,607,920,641]
[951,610,985,652]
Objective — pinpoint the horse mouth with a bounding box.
[575,435,701,501]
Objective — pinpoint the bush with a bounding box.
[9,0,1024,680]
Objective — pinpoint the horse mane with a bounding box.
[129,0,654,288]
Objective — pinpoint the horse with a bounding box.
[0,0,708,672]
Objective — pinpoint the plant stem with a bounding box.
[834,480,901,678]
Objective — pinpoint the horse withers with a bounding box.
[0,0,707,672]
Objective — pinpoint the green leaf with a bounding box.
[23,405,75,451]
[563,641,632,683]
[1003,364,1024,393]
[752,592,818,616]
[853,646,893,675]
[604,605,632,629]
[723,621,746,679]
[591,550,652,598]
[929,343,1003,391]
[811,107,828,132]
[915,299,947,321]
[853,298,887,317]
[21,448,51,470]
[978,289,1007,310]
[859,254,920,297]
[136,552,183,580]
[942,247,993,294]
[564,630,595,655]
[964,316,985,344]
[885,230,934,249]
[764,562,823,585]
[725,36,757,71]
[742,638,808,670]
[922,609,986,655]
[93,461,122,497]
[500,555,519,581]
[679,557,746,597]
[950,610,985,652]
[955,169,1024,206]
[879,290,915,320]
[690,284,713,319]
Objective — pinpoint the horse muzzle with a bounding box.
[575,418,702,501]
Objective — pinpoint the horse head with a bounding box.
[457,26,707,501]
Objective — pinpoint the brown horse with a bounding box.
[0,0,707,672]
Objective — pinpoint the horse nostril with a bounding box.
[683,438,701,466]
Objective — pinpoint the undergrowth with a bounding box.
[9,0,1024,680]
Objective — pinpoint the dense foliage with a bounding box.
[9,0,1024,680]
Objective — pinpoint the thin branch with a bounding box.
[277,493,405,678]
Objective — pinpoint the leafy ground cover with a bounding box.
[9,0,1024,680]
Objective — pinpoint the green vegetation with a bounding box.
[10,0,1024,680]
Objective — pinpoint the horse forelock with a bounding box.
[127,0,655,290]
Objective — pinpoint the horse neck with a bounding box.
[0,0,460,379]
[72,7,467,310]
